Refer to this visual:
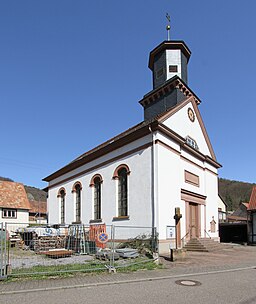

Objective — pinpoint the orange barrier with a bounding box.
[89,224,107,248]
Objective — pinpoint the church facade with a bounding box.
[43,38,221,253]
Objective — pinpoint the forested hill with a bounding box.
[24,185,47,201]
[218,178,255,211]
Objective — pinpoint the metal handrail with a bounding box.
[181,229,190,247]
[204,229,211,239]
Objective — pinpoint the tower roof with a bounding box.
[148,40,191,71]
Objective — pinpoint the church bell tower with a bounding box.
[149,40,191,89]
[139,16,197,121]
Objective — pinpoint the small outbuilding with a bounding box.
[248,186,256,244]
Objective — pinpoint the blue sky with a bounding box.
[0,1,255,189]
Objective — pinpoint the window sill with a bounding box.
[89,219,103,224]
[112,216,130,221]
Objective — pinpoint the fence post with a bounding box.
[153,227,159,262]
[4,222,8,277]
[108,225,116,273]
[0,223,3,279]
[0,222,8,279]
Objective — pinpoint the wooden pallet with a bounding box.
[41,249,73,258]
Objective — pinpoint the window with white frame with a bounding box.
[186,136,199,150]
[2,209,17,219]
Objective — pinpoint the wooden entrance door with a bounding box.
[189,203,199,238]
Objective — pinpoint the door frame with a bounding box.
[181,189,206,240]
[189,202,200,238]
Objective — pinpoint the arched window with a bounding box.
[75,183,82,222]
[59,189,66,224]
[186,136,199,150]
[92,175,102,220]
[117,167,128,217]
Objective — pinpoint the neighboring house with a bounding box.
[43,36,221,253]
[248,186,256,244]
[0,181,30,227]
[219,202,248,244]
[218,194,227,223]
[29,200,47,224]
[227,202,248,223]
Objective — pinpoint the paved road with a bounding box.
[1,245,256,303]
[1,267,256,304]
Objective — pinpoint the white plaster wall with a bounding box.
[162,102,212,157]
[154,132,219,243]
[180,154,205,196]
[47,137,153,229]
[48,136,151,188]
[157,133,180,153]
[47,116,219,247]
[181,149,205,171]
[204,169,219,239]
[218,196,226,212]
[156,141,182,240]
[166,49,182,80]
[1,209,29,234]
[1,209,29,225]
[205,162,218,175]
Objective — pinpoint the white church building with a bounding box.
[43,37,221,253]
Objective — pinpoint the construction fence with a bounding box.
[0,222,158,279]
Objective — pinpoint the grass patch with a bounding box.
[3,257,161,282]
[116,260,162,272]
[10,260,107,275]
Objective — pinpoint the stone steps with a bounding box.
[184,238,232,252]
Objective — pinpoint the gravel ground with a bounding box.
[8,249,142,270]
[9,250,95,269]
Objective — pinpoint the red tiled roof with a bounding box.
[0,181,30,210]
[29,200,47,214]
[248,186,256,211]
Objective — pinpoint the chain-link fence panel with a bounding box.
[111,225,158,270]
[4,223,157,278]
[6,223,112,277]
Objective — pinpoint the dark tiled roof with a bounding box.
[0,181,30,210]
[232,203,248,218]
[248,186,256,211]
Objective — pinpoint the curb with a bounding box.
[0,265,255,295]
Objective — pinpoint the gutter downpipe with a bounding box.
[149,125,158,256]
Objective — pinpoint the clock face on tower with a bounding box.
[188,107,195,122]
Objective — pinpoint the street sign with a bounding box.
[98,232,108,244]
[166,226,176,239]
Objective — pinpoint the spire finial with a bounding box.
[166,13,171,41]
